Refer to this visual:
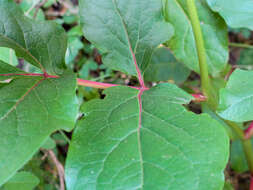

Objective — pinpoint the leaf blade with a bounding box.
[207,0,253,30]
[217,69,253,122]
[1,171,39,190]
[163,0,228,76]
[79,0,174,76]
[0,69,79,186]
[0,0,67,74]
[66,84,229,190]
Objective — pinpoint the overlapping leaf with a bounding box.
[218,69,253,122]
[66,84,229,190]
[0,0,67,74]
[79,0,174,76]
[0,60,26,80]
[144,47,190,83]
[207,0,253,30]
[163,0,228,76]
[0,172,39,190]
[0,62,79,186]
[0,47,18,67]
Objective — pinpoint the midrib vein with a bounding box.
[111,0,143,83]
[0,78,44,121]
[137,90,144,189]
[0,34,44,71]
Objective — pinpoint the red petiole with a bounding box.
[0,73,203,102]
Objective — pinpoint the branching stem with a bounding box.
[187,0,253,182]
[186,0,215,108]
[229,42,253,49]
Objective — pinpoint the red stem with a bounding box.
[250,175,253,190]
[0,73,206,102]
[192,93,207,102]
[129,47,145,88]
[245,122,253,140]
[0,73,148,90]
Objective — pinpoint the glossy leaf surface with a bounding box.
[79,0,174,76]
[207,0,253,30]
[0,64,78,185]
[66,84,229,190]
[163,0,228,76]
[0,0,67,74]
[218,69,253,122]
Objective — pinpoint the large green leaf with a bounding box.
[217,69,253,122]
[0,64,79,186]
[1,171,39,190]
[0,0,67,74]
[66,84,229,190]
[144,47,190,84]
[207,0,253,30]
[79,0,174,76]
[163,0,228,76]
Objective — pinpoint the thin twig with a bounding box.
[59,130,71,144]
[57,0,79,14]
[47,150,65,190]
[33,0,49,19]
[229,42,253,49]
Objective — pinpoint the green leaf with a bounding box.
[163,0,228,76]
[237,49,253,68]
[217,69,253,122]
[41,137,56,150]
[66,84,229,190]
[79,0,174,76]
[0,61,26,80]
[0,0,67,74]
[0,67,79,185]
[144,47,190,83]
[230,139,251,173]
[202,104,236,140]
[19,0,45,21]
[207,0,253,30]
[1,171,39,190]
[0,47,19,66]
[79,60,98,79]
[65,37,84,66]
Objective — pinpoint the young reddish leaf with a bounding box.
[0,0,67,75]
[0,63,79,186]
[78,0,174,76]
[66,84,229,190]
